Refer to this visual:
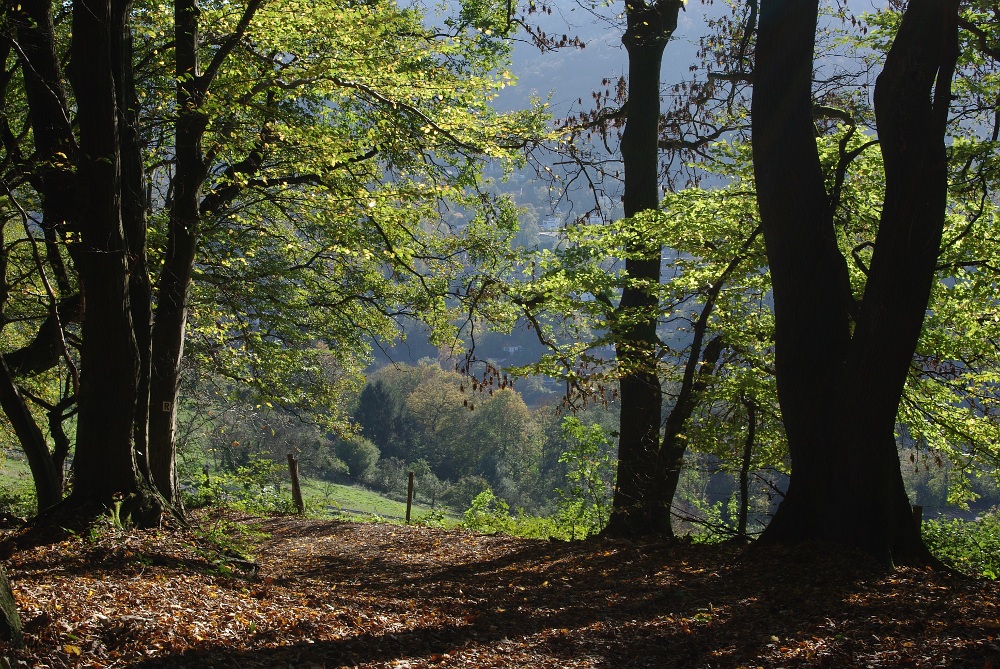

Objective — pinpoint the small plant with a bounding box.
[923,508,1000,579]
[463,489,513,534]
[554,417,616,540]
[462,489,561,539]
[415,508,449,528]
[192,508,270,565]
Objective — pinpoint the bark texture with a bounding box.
[605,0,681,538]
[753,0,958,564]
[146,0,207,506]
[67,0,165,527]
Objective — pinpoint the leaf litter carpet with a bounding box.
[1,510,999,668]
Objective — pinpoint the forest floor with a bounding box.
[0,508,998,668]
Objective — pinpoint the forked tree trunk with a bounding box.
[753,0,958,564]
[605,0,681,537]
[147,0,263,506]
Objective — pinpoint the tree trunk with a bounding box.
[147,0,207,505]
[13,0,79,290]
[654,334,723,534]
[0,360,60,511]
[111,0,154,484]
[647,228,759,535]
[68,0,146,509]
[4,0,82,515]
[604,0,681,538]
[753,0,958,564]
[737,399,755,540]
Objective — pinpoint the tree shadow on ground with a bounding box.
[128,520,1000,668]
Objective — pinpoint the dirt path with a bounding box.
[1,511,998,667]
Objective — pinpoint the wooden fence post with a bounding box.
[288,453,304,514]
[406,470,414,524]
[911,504,923,536]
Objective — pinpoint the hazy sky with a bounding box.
[499,0,891,115]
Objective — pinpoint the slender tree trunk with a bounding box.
[753,0,958,564]
[648,228,759,535]
[0,360,60,510]
[147,0,263,505]
[112,0,154,483]
[3,0,80,514]
[654,334,723,534]
[605,0,681,538]
[13,0,79,289]
[147,0,206,505]
[737,399,755,540]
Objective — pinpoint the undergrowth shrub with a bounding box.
[461,489,563,539]
[554,417,615,540]
[923,508,1000,579]
[182,454,297,515]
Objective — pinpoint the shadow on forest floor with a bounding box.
[1,511,998,668]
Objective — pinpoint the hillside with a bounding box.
[0,512,998,668]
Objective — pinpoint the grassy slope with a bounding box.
[0,447,457,523]
[297,476,456,522]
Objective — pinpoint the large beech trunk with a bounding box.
[753,0,958,564]
[67,0,163,524]
[605,0,680,537]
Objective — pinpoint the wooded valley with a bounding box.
[0,0,999,664]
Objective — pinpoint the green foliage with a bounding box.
[460,488,561,539]
[462,489,512,534]
[414,507,450,528]
[554,417,615,539]
[363,457,409,498]
[923,510,1000,579]
[182,454,297,516]
[441,474,493,509]
[334,435,381,480]
[155,0,550,426]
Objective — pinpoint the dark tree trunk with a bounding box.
[737,399,756,540]
[648,228,760,535]
[753,0,958,564]
[605,0,681,538]
[0,360,60,511]
[12,0,79,290]
[111,0,154,483]
[3,0,82,514]
[68,0,146,508]
[654,334,723,534]
[147,0,206,505]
